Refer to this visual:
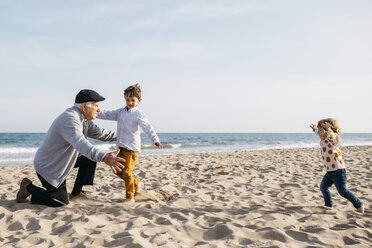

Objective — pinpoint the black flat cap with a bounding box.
[75,89,105,103]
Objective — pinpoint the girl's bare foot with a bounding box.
[357,204,365,213]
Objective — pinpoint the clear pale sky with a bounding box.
[0,0,371,133]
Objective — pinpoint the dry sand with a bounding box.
[0,146,371,247]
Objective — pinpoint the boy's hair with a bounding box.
[124,84,142,99]
[317,118,341,135]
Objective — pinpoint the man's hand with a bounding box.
[103,150,125,173]
[154,142,163,149]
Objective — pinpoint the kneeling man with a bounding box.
[16,89,124,207]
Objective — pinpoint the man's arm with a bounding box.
[87,121,116,142]
[61,118,108,162]
[61,117,124,172]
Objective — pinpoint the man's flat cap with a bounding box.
[75,89,105,103]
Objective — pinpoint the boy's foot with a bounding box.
[16,178,32,203]
[135,182,145,195]
[321,206,333,210]
[123,198,135,206]
[357,205,365,214]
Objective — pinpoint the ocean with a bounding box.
[1,133,372,166]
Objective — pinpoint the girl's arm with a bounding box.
[325,129,343,146]
[310,124,317,132]
[310,124,320,137]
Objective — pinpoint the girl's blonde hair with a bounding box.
[317,118,341,135]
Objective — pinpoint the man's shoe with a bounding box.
[16,178,32,203]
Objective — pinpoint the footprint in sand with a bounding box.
[298,225,326,234]
[135,189,177,202]
[69,189,176,205]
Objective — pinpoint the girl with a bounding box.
[310,118,364,213]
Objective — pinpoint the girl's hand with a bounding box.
[309,124,316,132]
[321,122,331,130]
[154,142,163,149]
[317,128,327,139]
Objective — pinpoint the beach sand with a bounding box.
[0,146,371,247]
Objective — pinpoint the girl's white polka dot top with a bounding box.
[316,129,345,172]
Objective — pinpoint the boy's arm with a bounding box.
[137,111,160,145]
[96,109,120,121]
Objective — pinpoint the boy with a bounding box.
[97,84,162,203]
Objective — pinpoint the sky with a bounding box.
[0,0,371,133]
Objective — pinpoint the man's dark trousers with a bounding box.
[27,156,97,207]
